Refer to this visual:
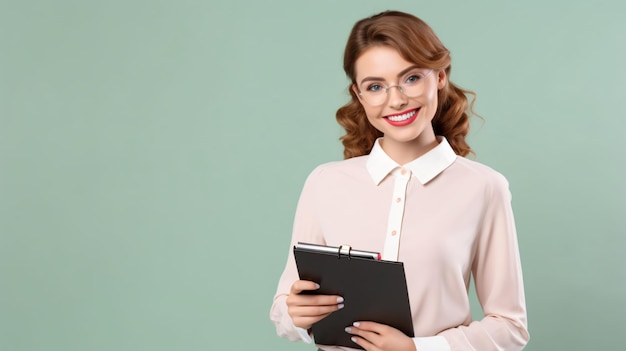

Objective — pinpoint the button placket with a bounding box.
[382,168,410,261]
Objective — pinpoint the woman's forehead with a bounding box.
[354,46,423,81]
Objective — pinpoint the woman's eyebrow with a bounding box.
[359,65,421,85]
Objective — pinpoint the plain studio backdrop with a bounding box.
[1,1,624,350]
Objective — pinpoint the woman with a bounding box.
[270,10,529,351]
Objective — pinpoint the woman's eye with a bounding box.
[367,84,383,92]
[406,74,422,84]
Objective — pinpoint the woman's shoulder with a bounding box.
[451,156,510,190]
[305,156,369,182]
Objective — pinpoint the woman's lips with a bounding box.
[384,108,419,127]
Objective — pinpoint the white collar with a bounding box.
[366,137,457,185]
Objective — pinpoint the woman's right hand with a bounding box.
[286,280,344,330]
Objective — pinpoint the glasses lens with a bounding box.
[359,84,387,106]
[400,71,431,98]
[359,70,432,106]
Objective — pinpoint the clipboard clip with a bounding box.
[294,242,381,261]
[338,245,352,259]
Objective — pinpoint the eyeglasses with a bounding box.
[357,69,434,106]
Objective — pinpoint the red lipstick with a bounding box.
[384,108,419,127]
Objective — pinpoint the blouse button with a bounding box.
[400,169,407,175]
[396,197,402,203]
[391,230,397,236]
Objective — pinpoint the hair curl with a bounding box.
[336,10,477,159]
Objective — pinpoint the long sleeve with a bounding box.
[438,173,529,350]
[269,167,326,341]
[269,146,529,351]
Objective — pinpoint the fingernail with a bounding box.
[315,283,320,289]
[351,337,357,343]
[353,322,360,327]
[338,304,344,309]
[345,327,352,333]
[337,297,344,303]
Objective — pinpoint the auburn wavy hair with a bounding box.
[336,10,477,159]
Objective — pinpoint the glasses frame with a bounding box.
[357,69,435,106]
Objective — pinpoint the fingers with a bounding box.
[345,322,382,347]
[350,321,389,334]
[345,322,415,351]
[290,280,320,294]
[286,294,344,328]
[289,303,343,318]
[286,280,344,329]
[287,280,344,307]
[287,299,343,329]
[349,335,378,351]
[287,293,344,308]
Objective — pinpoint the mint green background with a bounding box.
[1,1,624,350]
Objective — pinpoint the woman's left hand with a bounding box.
[345,321,416,351]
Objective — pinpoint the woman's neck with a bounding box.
[379,136,439,165]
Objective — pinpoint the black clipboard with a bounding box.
[293,242,414,349]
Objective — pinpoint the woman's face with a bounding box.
[352,46,447,156]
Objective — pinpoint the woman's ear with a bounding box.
[437,70,448,90]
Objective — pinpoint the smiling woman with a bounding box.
[351,46,444,165]
[3,1,625,351]
[337,11,475,161]
[270,10,529,351]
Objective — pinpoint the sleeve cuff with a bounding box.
[296,327,313,344]
[413,335,451,351]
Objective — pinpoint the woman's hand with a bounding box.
[286,280,344,330]
[345,321,416,351]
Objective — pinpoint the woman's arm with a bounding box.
[438,173,529,350]
[269,166,342,342]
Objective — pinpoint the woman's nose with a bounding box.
[386,85,408,109]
